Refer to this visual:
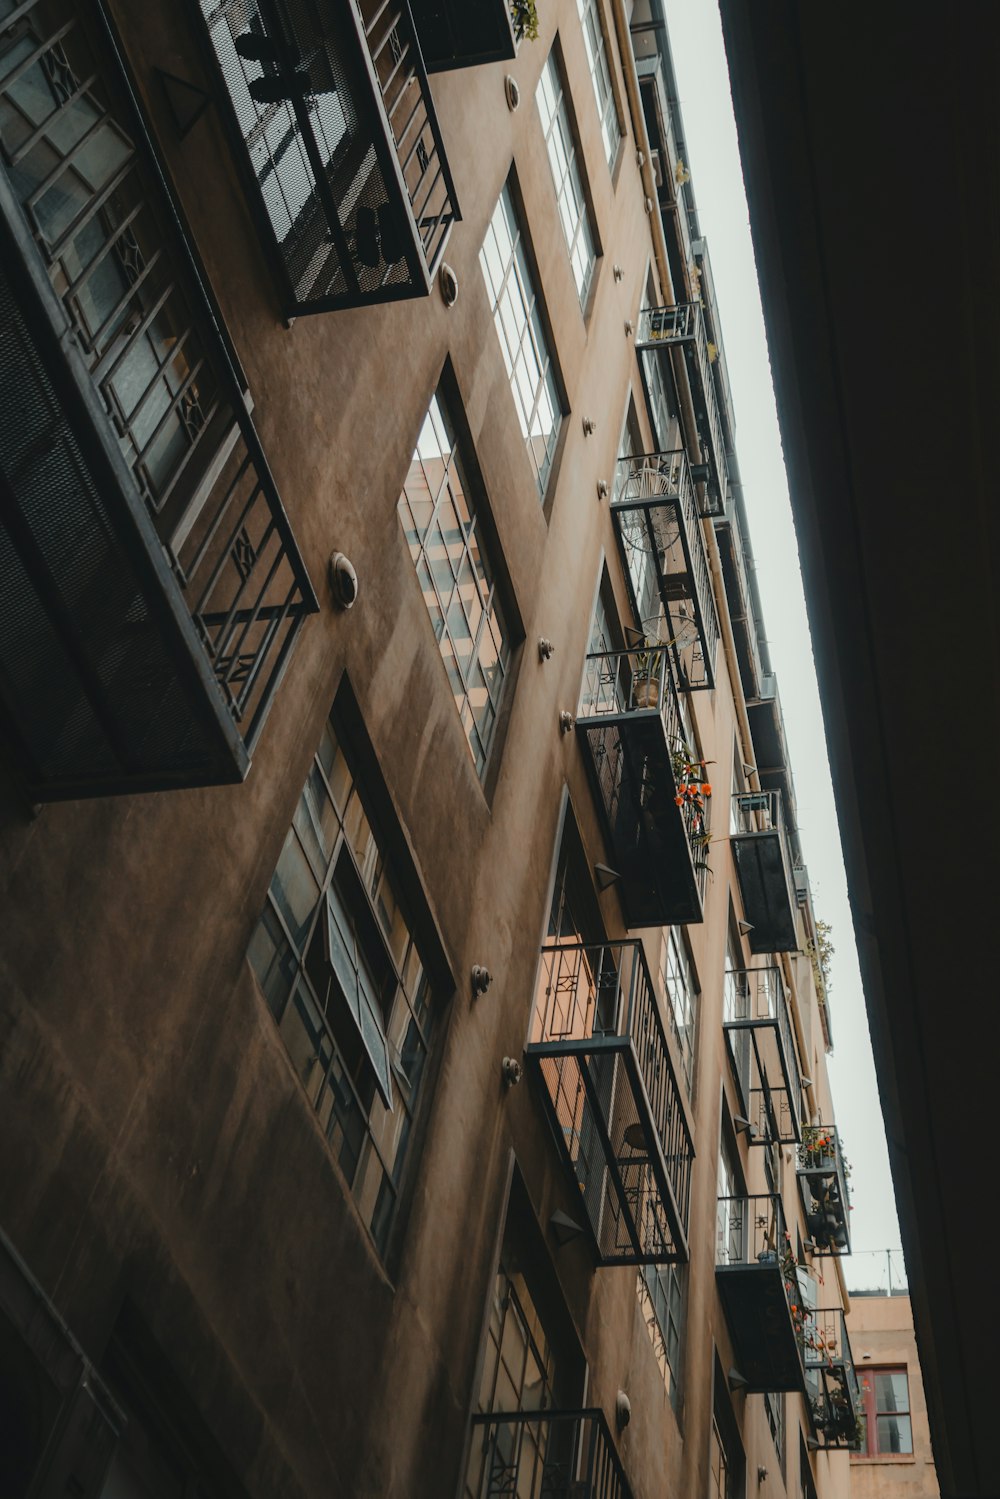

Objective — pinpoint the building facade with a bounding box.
[847,1294,939,1499]
[0,2,859,1498]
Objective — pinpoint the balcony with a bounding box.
[467,1410,633,1499]
[577,649,709,928]
[730,791,797,953]
[198,0,459,315]
[612,452,720,691]
[635,304,729,517]
[797,1126,852,1255]
[0,0,317,799]
[715,1193,807,1393]
[723,967,803,1143]
[408,0,516,71]
[526,942,693,1266]
[804,1308,862,1449]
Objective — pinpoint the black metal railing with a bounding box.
[798,1125,852,1254]
[715,1192,808,1392]
[0,0,316,794]
[723,966,803,1143]
[612,451,720,691]
[805,1308,863,1449]
[579,648,710,901]
[635,303,727,515]
[528,941,693,1264]
[467,1410,633,1499]
[198,0,459,314]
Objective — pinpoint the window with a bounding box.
[638,1262,685,1411]
[480,182,562,496]
[576,0,620,170]
[247,711,438,1254]
[709,1417,731,1499]
[536,52,596,306]
[857,1368,913,1457]
[765,1389,785,1470]
[398,388,512,776]
[660,928,697,1091]
[466,1179,584,1499]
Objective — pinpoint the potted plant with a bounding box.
[510,0,539,41]
[631,643,663,709]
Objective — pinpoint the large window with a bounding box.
[480,183,562,496]
[857,1368,913,1457]
[247,713,438,1254]
[660,927,698,1092]
[638,1262,685,1411]
[576,0,620,170]
[398,389,511,776]
[536,52,596,306]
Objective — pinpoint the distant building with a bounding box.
[847,1294,939,1499]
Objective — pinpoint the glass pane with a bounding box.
[876,1414,912,1455]
[875,1371,909,1413]
[271,828,320,951]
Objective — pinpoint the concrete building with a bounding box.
[717,6,999,1494]
[0,2,860,1497]
[847,1294,939,1499]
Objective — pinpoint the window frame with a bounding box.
[535,46,598,310]
[576,0,622,173]
[397,379,518,780]
[855,1365,914,1460]
[480,177,565,500]
[247,702,444,1259]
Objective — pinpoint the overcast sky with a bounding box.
[659,0,903,1287]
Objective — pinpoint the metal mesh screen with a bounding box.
[199,0,458,311]
[0,262,219,789]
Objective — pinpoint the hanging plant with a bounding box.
[510,0,540,41]
[675,158,691,186]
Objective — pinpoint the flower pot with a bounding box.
[634,679,659,710]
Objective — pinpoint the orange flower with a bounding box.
[674,795,684,806]
[701,782,712,796]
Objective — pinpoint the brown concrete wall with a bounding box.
[0,2,856,1498]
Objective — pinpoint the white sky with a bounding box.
[659,0,902,1286]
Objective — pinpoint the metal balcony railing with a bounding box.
[0,0,317,798]
[717,481,765,699]
[804,1308,863,1449]
[730,790,797,954]
[797,1125,852,1255]
[527,941,693,1265]
[467,1409,633,1499]
[197,0,459,314]
[612,451,720,691]
[715,1192,807,1393]
[408,0,516,70]
[577,648,709,927]
[723,966,803,1144]
[635,303,728,516]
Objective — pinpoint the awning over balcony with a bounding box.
[527,942,693,1267]
[0,0,317,799]
[198,0,459,315]
[611,451,720,691]
[729,791,797,953]
[715,1193,807,1393]
[576,649,708,929]
[408,0,516,70]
